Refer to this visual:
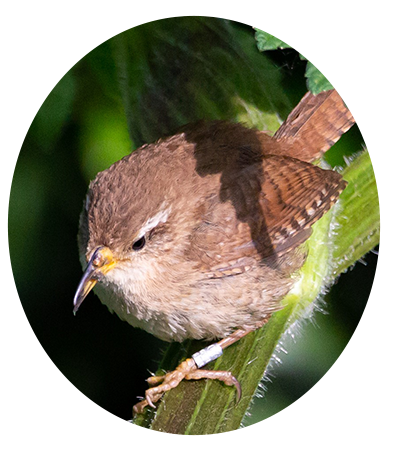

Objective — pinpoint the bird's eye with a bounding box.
[132,236,146,251]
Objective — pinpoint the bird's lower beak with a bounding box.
[73,246,115,314]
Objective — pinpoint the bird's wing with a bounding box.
[190,155,346,277]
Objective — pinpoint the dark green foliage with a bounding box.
[255,15,368,107]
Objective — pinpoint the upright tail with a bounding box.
[268,89,355,162]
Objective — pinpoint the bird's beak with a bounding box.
[73,246,116,314]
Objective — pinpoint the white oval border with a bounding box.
[15,15,376,436]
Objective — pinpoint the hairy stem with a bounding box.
[132,150,379,433]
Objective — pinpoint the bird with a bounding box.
[73,89,354,413]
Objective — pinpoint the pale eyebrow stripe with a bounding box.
[136,206,171,239]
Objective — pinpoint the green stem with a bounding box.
[132,150,379,434]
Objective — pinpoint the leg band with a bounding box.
[192,343,223,368]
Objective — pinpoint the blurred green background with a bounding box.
[8,17,376,426]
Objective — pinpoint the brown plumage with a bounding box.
[74,89,354,411]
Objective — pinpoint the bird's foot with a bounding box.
[133,357,241,414]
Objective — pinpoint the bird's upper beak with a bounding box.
[73,246,116,314]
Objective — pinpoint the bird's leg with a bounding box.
[133,324,267,415]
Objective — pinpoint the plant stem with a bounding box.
[132,150,379,433]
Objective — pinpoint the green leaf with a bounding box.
[329,151,379,276]
[112,17,292,146]
[255,16,368,107]
[132,150,379,433]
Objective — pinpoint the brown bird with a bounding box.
[74,89,354,413]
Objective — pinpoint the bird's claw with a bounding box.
[133,358,241,415]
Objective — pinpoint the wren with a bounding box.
[74,89,354,413]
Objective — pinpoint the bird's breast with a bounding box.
[92,262,294,342]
